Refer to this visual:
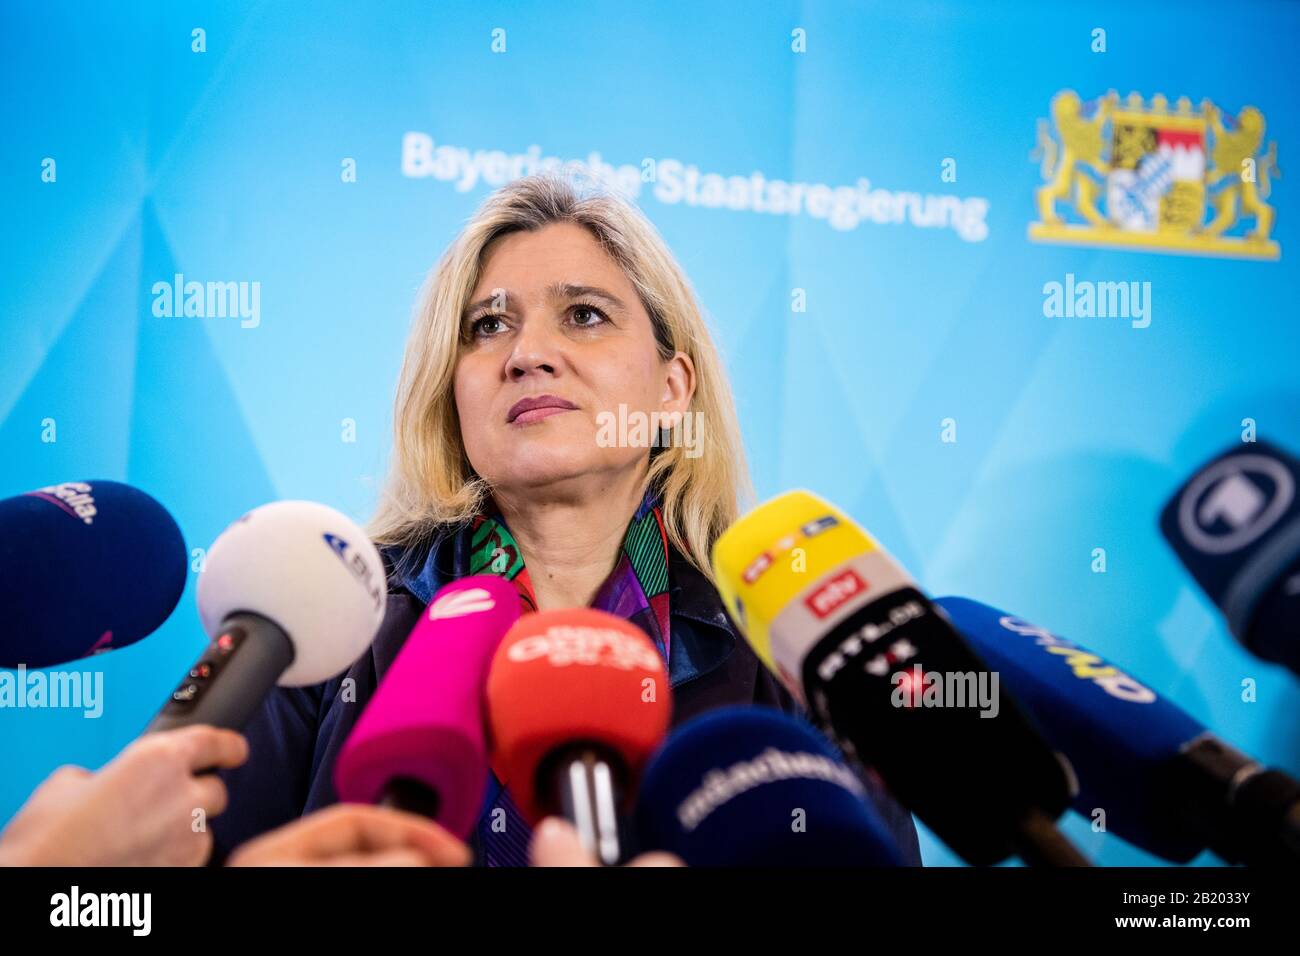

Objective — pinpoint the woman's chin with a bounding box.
[480,422,644,489]
[490,451,634,491]
[495,467,597,491]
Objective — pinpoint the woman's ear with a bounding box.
[659,350,696,425]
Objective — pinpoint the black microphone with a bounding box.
[1161,439,1300,676]
[712,489,1087,867]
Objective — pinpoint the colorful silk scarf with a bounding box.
[456,487,672,865]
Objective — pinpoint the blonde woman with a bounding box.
[215,172,921,865]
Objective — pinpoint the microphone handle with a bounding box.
[1171,734,1300,866]
[1012,809,1092,867]
[544,743,626,866]
[379,777,443,819]
[1231,769,1300,866]
[147,611,294,733]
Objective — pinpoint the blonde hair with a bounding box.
[368,171,753,583]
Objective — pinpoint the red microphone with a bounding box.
[485,608,672,865]
[334,576,520,839]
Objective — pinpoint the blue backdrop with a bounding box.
[2,0,1297,866]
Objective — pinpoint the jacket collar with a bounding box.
[382,533,737,689]
[662,546,739,687]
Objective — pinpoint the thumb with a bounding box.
[529,817,596,867]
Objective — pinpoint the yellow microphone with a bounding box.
[712,489,1085,867]
[712,489,912,709]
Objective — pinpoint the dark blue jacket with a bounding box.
[212,534,923,864]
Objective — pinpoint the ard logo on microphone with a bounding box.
[804,569,868,619]
[322,533,384,611]
[1177,453,1295,555]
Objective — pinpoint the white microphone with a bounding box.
[148,501,386,731]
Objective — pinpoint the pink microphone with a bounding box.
[334,575,521,838]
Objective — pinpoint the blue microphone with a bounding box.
[634,706,908,866]
[1160,440,1300,676]
[0,480,187,668]
[936,596,1300,866]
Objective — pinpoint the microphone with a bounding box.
[711,489,1085,867]
[937,595,1300,866]
[333,576,520,839]
[635,705,909,866]
[1160,440,1300,676]
[0,480,186,668]
[147,501,385,733]
[485,608,672,865]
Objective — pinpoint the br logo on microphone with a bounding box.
[322,532,384,612]
[804,569,868,619]
[1177,453,1295,555]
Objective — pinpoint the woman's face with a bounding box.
[453,222,694,494]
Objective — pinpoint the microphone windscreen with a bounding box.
[197,500,386,685]
[711,488,910,692]
[334,576,520,838]
[485,607,672,823]
[636,705,907,866]
[1160,440,1300,670]
[936,595,1207,862]
[0,480,186,668]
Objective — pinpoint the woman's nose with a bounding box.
[506,317,562,379]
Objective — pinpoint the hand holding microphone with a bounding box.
[0,726,248,867]
[529,818,684,867]
[226,804,471,867]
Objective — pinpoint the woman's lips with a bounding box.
[507,394,579,424]
[510,405,574,425]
